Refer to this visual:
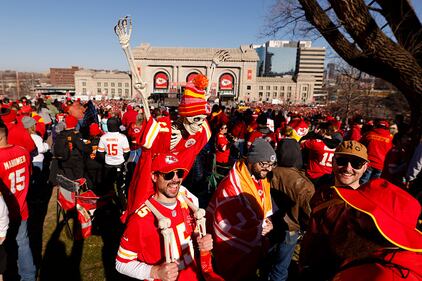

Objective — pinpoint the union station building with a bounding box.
[75,43,317,104]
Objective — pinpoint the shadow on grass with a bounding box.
[39,220,84,281]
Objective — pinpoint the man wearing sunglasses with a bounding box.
[300,140,370,281]
[207,138,276,281]
[116,153,214,281]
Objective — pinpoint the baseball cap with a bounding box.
[333,178,422,252]
[335,140,368,162]
[151,153,188,174]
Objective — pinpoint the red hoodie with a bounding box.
[362,128,393,170]
[121,105,138,128]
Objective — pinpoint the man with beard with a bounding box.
[207,138,276,281]
[299,140,369,281]
[116,153,213,281]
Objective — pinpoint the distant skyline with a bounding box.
[1,0,420,72]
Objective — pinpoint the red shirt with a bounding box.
[117,197,199,281]
[216,133,230,164]
[231,121,247,140]
[362,128,393,170]
[0,145,31,221]
[302,139,335,179]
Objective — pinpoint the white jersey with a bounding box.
[97,132,130,166]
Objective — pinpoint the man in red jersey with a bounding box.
[0,121,36,281]
[116,153,213,281]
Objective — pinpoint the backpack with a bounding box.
[53,132,73,161]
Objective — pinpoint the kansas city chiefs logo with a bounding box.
[185,139,197,148]
[165,155,178,164]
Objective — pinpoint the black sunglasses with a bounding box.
[335,157,366,169]
[158,169,185,180]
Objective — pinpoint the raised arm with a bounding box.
[114,16,151,119]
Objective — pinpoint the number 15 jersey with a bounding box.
[97,132,130,166]
[0,144,31,221]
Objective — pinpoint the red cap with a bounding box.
[151,153,188,174]
[333,178,422,252]
[65,115,78,129]
[0,108,17,123]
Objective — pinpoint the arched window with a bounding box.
[154,72,169,90]
[219,73,234,91]
[186,72,199,83]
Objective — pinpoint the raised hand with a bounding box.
[114,16,150,119]
[114,16,132,48]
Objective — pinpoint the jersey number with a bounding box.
[320,152,334,167]
[107,143,118,156]
[8,168,26,193]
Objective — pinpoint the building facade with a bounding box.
[129,43,317,104]
[50,66,80,86]
[296,45,326,98]
[74,69,132,99]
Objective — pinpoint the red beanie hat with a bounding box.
[89,123,102,136]
[178,74,210,117]
[65,115,78,129]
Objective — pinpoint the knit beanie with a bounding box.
[248,138,276,164]
[276,138,303,169]
[21,116,36,129]
[178,74,211,117]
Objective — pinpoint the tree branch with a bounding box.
[375,0,422,64]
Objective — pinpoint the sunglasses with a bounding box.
[158,169,185,180]
[335,157,366,169]
[258,161,277,169]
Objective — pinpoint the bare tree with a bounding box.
[265,0,422,144]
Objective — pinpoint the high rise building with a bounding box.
[255,40,298,77]
[296,45,326,96]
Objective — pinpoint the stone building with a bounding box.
[129,43,317,104]
[74,69,131,99]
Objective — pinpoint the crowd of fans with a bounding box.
[0,89,421,281]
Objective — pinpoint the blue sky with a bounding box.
[0,0,420,72]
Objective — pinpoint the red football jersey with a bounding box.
[216,133,230,164]
[0,145,31,220]
[117,197,199,280]
[302,139,335,179]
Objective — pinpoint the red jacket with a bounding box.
[332,250,422,281]
[362,128,393,170]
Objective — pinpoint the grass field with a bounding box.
[35,186,125,281]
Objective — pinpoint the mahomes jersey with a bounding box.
[302,139,335,179]
[117,196,199,281]
[97,132,130,166]
[0,145,31,221]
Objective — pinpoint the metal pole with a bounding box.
[16,71,20,99]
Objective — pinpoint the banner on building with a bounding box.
[154,72,169,89]
[219,74,234,90]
